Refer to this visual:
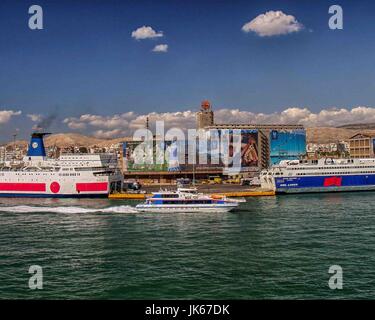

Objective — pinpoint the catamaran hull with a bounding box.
[135,204,238,213]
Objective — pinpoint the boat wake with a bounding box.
[0,205,138,214]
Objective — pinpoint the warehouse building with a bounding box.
[349,133,375,158]
[199,101,306,168]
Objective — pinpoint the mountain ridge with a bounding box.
[3,126,375,148]
[2,133,133,149]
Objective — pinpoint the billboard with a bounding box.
[188,129,259,171]
[269,130,306,165]
[122,129,260,173]
[216,129,259,170]
[239,130,259,167]
[167,141,181,171]
[123,140,172,172]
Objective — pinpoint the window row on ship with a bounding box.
[293,171,375,176]
[156,200,215,204]
[0,166,107,172]
[287,166,375,170]
[274,170,375,176]
[9,172,82,176]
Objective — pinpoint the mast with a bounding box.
[192,163,196,186]
[12,133,17,162]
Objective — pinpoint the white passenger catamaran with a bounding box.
[135,187,240,213]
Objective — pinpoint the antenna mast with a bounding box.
[12,133,17,161]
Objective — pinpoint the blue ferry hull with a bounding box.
[275,174,375,194]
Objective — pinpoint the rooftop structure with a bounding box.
[196,100,214,129]
[205,124,304,130]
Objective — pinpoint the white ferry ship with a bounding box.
[260,158,375,194]
[135,188,240,213]
[0,133,123,197]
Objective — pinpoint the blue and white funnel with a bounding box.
[27,133,49,157]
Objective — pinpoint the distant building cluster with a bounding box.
[306,134,375,159]
[306,141,350,158]
[0,142,123,163]
[0,145,26,162]
[120,101,375,184]
[2,101,375,185]
[122,100,308,183]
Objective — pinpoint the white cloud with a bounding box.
[63,111,195,137]
[214,107,375,127]
[65,121,87,130]
[63,112,137,135]
[93,129,126,139]
[129,111,196,132]
[131,26,163,40]
[0,110,22,124]
[63,106,375,138]
[242,10,303,37]
[152,44,168,53]
[64,112,136,128]
[27,114,42,122]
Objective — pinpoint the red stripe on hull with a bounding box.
[0,183,46,192]
[323,177,342,187]
[76,182,108,192]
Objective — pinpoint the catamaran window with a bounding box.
[157,194,179,198]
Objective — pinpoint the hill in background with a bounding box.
[337,123,375,130]
[307,127,375,143]
[3,126,375,149]
[3,133,132,149]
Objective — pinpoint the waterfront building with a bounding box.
[349,133,375,158]
[201,101,306,168]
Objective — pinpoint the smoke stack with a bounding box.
[27,132,50,157]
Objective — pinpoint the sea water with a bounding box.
[1,192,375,299]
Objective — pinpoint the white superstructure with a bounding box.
[0,133,123,197]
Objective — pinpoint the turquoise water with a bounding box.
[1,193,375,299]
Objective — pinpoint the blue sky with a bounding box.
[1,0,375,140]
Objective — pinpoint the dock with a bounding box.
[109,193,151,200]
[210,190,275,197]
